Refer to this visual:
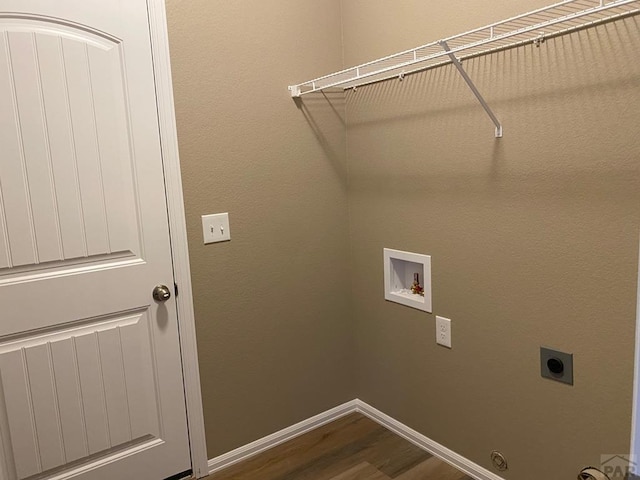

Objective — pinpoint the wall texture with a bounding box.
[165,1,353,458]
[166,1,640,477]
[342,1,640,479]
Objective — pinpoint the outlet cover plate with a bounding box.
[436,316,452,348]
[540,347,573,385]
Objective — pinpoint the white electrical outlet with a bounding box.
[436,316,452,348]
[202,213,231,244]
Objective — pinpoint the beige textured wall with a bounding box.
[342,1,640,479]
[166,0,640,476]
[165,1,353,458]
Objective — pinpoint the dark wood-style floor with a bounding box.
[207,412,473,480]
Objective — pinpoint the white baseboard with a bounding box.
[354,400,505,480]
[207,399,359,474]
[207,398,505,480]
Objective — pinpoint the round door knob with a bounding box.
[152,285,172,302]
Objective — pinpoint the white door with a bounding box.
[0,2,192,479]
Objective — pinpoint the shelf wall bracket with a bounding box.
[438,40,503,138]
[288,85,301,98]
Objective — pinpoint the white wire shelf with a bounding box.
[289,0,639,96]
[288,0,640,137]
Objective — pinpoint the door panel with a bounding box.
[0,19,140,271]
[0,2,191,479]
[0,312,161,480]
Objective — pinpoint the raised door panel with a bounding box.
[0,19,140,273]
[0,312,160,480]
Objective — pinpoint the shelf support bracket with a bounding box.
[439,40,503,138]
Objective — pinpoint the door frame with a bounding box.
[147,1,208,477]
[632,233,640,465]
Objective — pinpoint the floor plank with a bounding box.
[395,456,472,480]
[328,462,391,480]
[208,414,381,480]
[206,412,470,480]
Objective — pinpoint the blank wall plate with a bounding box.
[202,213,231,244]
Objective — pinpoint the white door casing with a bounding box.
[632,232,640,461]
[0,1,204,479]
[145,1,209,477]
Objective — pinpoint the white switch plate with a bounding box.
[436,316,452,348]
[202,213,231,244]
